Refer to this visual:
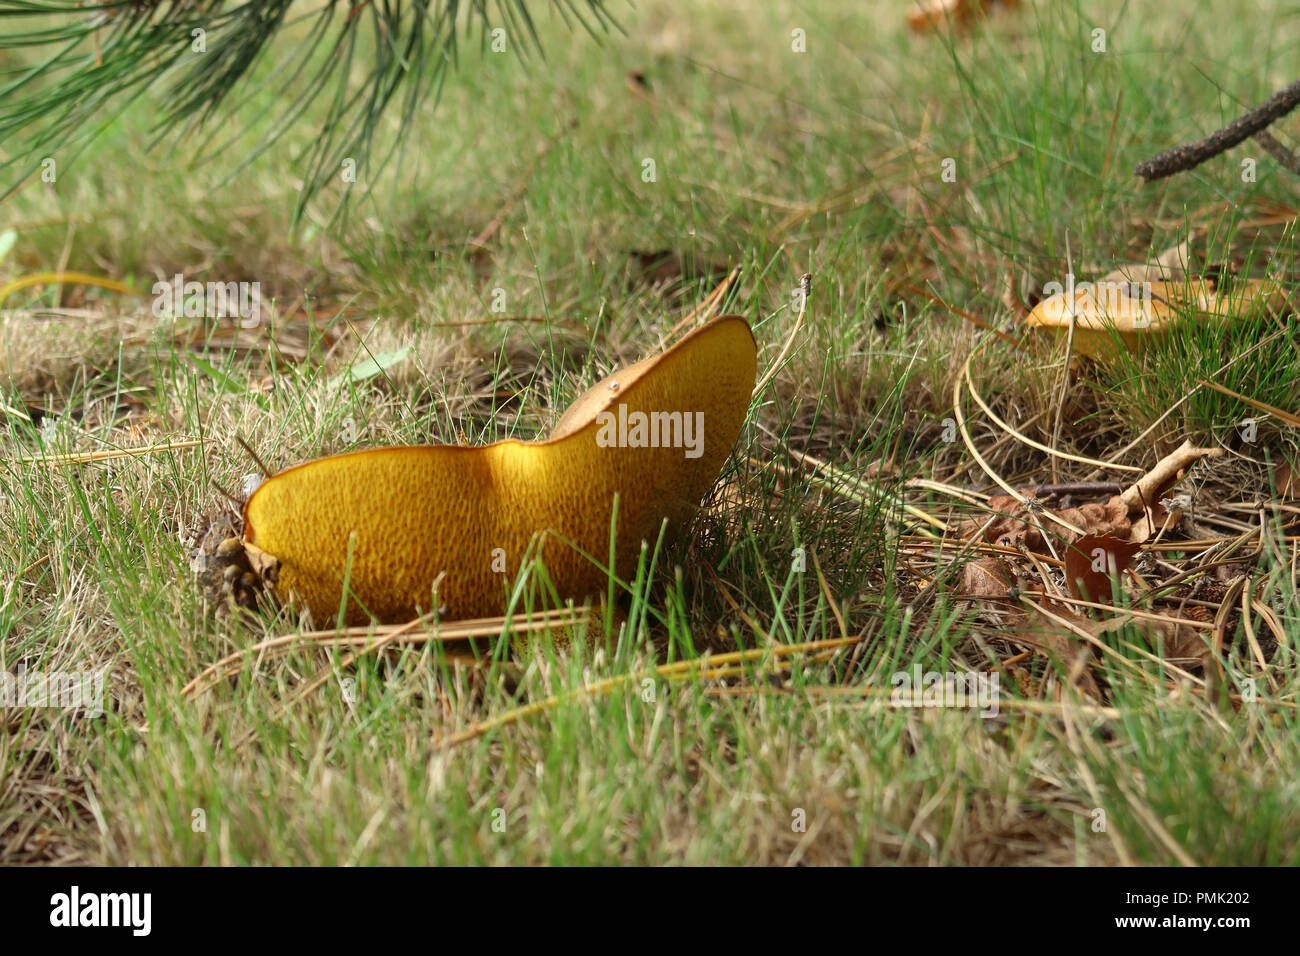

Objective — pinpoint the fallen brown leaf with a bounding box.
[1274,458,1299,498]
[960,555,1013,599]
[1147,615,1214,672]
[961,494,1130,555]
[1063,533,1141,604]
[1011,600,1104,699]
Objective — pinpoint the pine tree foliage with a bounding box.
[0,1,616,215]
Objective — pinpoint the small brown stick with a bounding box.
[210,479,245,507]
[1253,130,1300,175]
[235,434,273,478]
[1135,79,1300,182]
[1019,482,1123,498]
[702,684,1126,718]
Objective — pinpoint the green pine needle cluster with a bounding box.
[0,0,616,219]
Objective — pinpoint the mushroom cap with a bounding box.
[1025,278,1283,359]
[241,315,757,624]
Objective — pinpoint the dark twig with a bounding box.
[235,435,273,478]
[1135,79,1300,182]
[210,479,246,507]
[1018,482,1124,499]
[1253,130,1300,175]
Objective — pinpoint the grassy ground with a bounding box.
[1,0,1298,865]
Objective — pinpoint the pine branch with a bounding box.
[1134,79,1300,182]
[0,0,617,220]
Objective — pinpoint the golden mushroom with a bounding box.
[1025,276,1284,360]
[241,315,757,625]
